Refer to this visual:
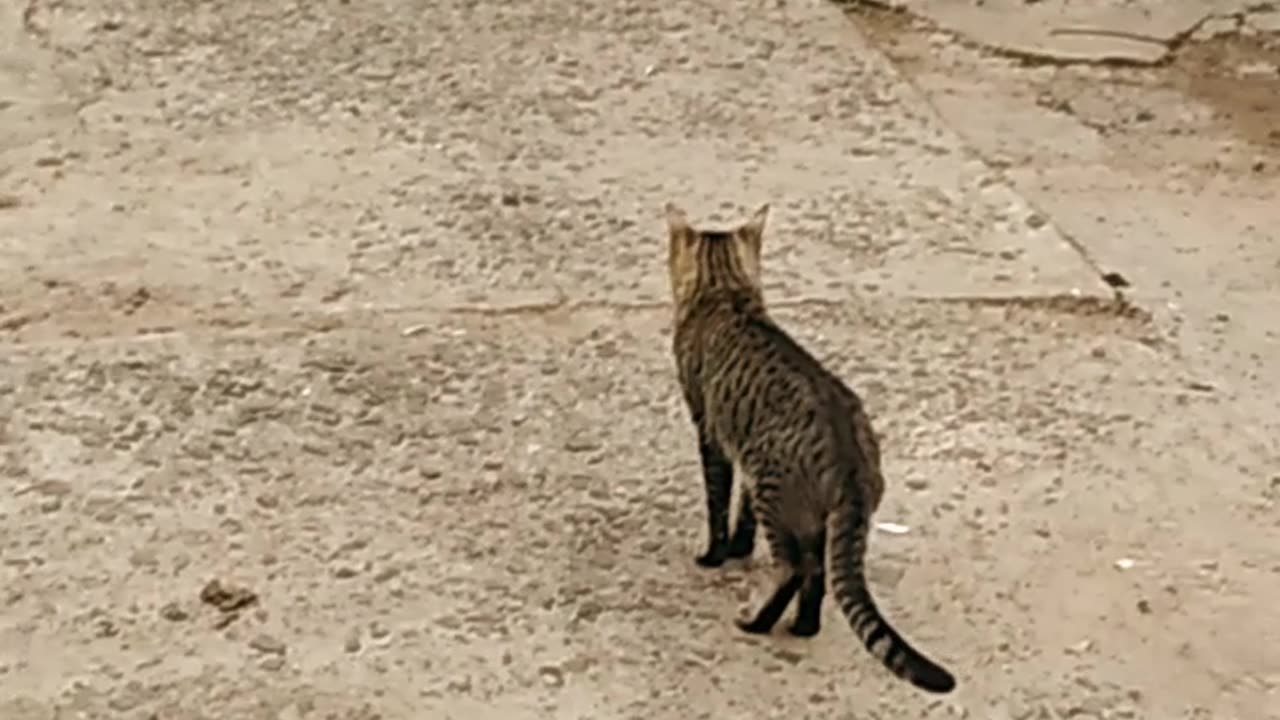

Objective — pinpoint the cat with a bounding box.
[665,202,956,694]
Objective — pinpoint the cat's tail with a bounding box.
[826,499,956,694]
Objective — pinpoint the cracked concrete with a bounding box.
[874,0,1279,65]
[2,0,1278,718]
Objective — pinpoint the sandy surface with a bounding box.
[2,0,1277,718]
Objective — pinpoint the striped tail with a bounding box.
[826,503,956,694]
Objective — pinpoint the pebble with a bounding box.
[769,647,804,665]
[538,665,565,687]
[344,629,363,653]
[564,437,602,453]
[248,634,287,656]
[1065,639,1094,655]
[159,602,189,622]
[200,579,258,613]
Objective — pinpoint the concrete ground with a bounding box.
[1,0,1276,718]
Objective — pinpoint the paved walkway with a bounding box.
[2,0,1275,718]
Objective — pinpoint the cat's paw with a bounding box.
[787,619,820,638]
[695,548,728,568]
[734,616,775,635]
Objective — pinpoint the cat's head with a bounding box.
[664,202,770,310]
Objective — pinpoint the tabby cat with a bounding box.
[665,202,956,694]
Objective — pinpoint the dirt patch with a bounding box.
[1173,32,1280,152]
[843,0,1280,177]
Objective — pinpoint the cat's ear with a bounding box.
[664,202,691,236]
[740,203,769,241]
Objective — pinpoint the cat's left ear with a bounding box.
[665,202,692,236]
[740,203,769,242]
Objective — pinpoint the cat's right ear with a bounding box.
[741,203,769,241]
[664,203,691,236]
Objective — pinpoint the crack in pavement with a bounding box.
[0,290,1153,352]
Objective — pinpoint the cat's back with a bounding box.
[691,296,851,416]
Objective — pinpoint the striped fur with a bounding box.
[665,202,955,695]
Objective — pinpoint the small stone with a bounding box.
[1065,639,1094,655]
[159,602,189,622]
[248,634,287,655]
[199,579,258,613]
[1024,212,1047,229]
[369,621,392,640]
[904,479,929,491]
[344,630,363,653]
[333,565,360,579]
[259,656,285,672]
[564,436,601,453]
[1136,599,1152,614]
[1101,271,1130,288]
[573,601,604,623]
[538,665,565,687]
[212,612,240,630]
[95,619,120,638]
[770,647,804,665]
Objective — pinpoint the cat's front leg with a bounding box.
[695,431,734,568]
